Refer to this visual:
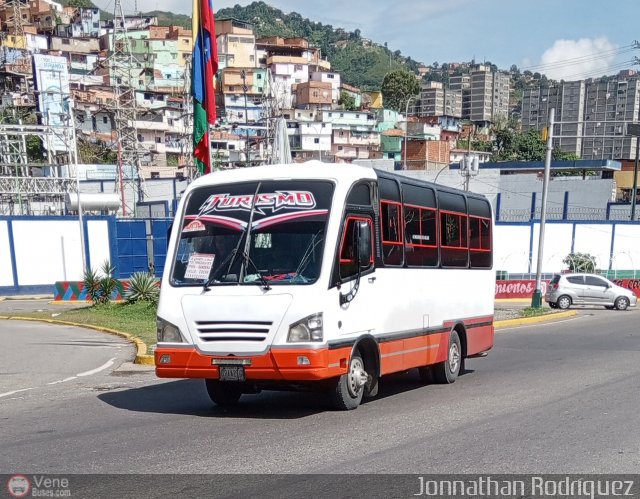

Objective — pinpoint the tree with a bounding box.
[66,0,96,7]
[380,70,420,112]
[0,108,45,163]
[493,128,546,162]
[339,91,357,111]
[563,252,597,273]
[552,148,580,161]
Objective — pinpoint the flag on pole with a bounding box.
[192,0,218,175]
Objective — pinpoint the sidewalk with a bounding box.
[495,298,545,321]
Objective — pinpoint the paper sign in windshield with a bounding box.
[184,253,215,280]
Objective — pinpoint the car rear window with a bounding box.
[550,275,560,284]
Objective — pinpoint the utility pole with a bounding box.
[532,107,555,309]
[403,96,416,170]
[626,123,640,221]
[464,124,473,191]
[109,0,144,216]
[241,70,250,167]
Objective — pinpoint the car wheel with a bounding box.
[432,330,462,384]
[615,297,630,311]
[330,353,366,410]
[205,379,242,407]
[556,295,572,310]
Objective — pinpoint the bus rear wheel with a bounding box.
[432,330,462,384]
[330,353,367,410]
[205,379,242,407]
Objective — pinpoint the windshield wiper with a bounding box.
[202,182,263,292]
[202,246,241,291]
[239,250,271,291]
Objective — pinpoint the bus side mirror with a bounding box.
[356,221,371,269]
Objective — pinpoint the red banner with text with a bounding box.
[495,279,640,299]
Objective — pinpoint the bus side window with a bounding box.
[380,200,403,266]
[468,197,493,268]
[339,216,373,280]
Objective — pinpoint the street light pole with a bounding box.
[532,107,555,309]
[403,96,416,170]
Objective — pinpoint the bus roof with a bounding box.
[188,161,377,190]
[187,161,489,203]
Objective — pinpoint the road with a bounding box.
[0,308,639,490]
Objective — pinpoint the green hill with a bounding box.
[143,10,192,30]
[217,1,420,91]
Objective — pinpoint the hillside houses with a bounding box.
[0,2,494,177]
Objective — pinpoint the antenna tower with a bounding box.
[10,0,25,41]
[109,0,144,216]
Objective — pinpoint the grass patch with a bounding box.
[18,301,157,348]
[521,307,557,318]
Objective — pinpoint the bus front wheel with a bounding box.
[330,353,366,410]
[432,330,462,384]
[205,379,242,407]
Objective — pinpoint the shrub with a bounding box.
[83,260,120,304]
[83,266,102,303]
[126,271,160,304]
[99,260,118,304]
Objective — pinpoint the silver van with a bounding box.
[545,273,637,310]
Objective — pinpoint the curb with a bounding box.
[495,298,533,303]
[494,310,577,329]
[0,315,155,365]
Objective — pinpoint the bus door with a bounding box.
[332,182,380,340]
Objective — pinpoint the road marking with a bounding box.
[47,377,77,385]
[0,387,35,399]
[76,357,116,377]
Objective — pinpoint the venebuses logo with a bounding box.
[6,475,30,498]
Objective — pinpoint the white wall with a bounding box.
[12,220,84,284]
[493,222,640,275]
[531,223,574,273]
[88,220,111,271]
[574,224,613,269]
[493,224,531,274]
[0,221,13,286]
[4,218,111,289]
[612,225,640,271]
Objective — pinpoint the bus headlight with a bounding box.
[287,313,323,342]
[157,318,184,343]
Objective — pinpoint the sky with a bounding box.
[93,0,640,80]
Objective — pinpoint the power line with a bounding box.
[519,44,636,72]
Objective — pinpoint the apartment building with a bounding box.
[449,74,471,119]
[469,66,510,125]
[294,80,332,108]
[412,81,462,118]
[55,7,100,38]
[310,71,341,103]
[216,18,257,69]
[522,75,640,160]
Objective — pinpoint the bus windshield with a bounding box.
[171,180,334,286]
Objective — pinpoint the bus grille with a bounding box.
[194,320,273,342]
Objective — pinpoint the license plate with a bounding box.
[218,365,245,382]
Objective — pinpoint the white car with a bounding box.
[545,273,638,310]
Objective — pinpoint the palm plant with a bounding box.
[126,272,160,304]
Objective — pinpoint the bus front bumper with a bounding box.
[154,346,351,381]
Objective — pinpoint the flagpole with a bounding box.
[198,0,212,174]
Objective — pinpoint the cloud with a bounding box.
[537,37,618,80]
